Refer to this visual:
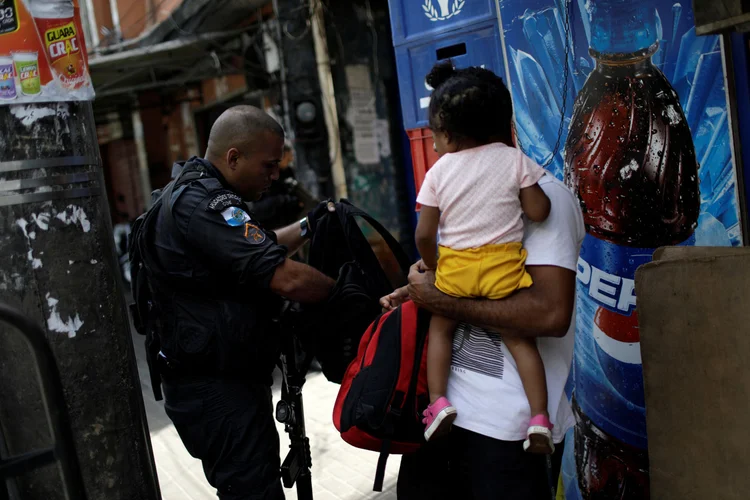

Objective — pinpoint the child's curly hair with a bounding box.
[426,61,513,145]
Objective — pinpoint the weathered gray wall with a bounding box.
[323,0,414,258]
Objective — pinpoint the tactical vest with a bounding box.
[136,161,282,388]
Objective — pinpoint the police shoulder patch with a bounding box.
[242,222,267,244]
[207,191,244,212]
[221,206,252,227]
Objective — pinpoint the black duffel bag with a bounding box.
[300,200,412,383]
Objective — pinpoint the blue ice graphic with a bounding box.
[501,0,741,246]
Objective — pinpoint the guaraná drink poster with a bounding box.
[497,0,743,498]
[0,0,94,104]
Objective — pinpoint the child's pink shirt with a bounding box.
[416,143,545,250]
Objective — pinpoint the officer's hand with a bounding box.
[307,199,336,235]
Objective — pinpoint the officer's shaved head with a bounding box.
[204,106,286,201]
[206,105,284,158]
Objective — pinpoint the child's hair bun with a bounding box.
[425,60,456,90]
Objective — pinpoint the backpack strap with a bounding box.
[373,306,430,492]
[373,438,392,492]
[336,200,412,276]
[131,166,207,401]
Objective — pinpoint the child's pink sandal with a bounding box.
[523,414,554,454]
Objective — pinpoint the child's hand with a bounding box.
[416,259,434,272]
[379,286,409,311]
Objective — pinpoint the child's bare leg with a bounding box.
[503,337,548,418]
[505,336,554,453]
[427,314,458,404]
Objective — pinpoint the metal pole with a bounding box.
[0,101,161,500]
[109,0,122,42]
[132,101,153,209]
[271,0,294,136]
[309,0,347,199]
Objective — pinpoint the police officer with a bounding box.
[146,105,335,499]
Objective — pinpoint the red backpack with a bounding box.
[333,300,431,491]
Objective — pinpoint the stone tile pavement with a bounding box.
[133,331,400,500]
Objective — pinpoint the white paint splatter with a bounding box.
[17,218,44,269]
[56,205,91,232]
[16,218,29,238]
[45,293,83,338]
[0,271,24,292]
[620,159,639,180]
[90,259,98,264]
[665,105,681,126]
[10,105,57,127]
[32,212,50,230]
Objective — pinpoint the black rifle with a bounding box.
[276,303,314,500]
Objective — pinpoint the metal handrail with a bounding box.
[0,303,87,500]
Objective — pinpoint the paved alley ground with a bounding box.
[132,331,400,500]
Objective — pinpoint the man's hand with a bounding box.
[307,199,336,234]
[379,286,409,311]
[406,261,442,310]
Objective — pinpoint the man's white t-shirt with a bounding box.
[445,175,585,444]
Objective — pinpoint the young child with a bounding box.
[415,62,554,454]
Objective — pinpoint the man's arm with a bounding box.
[407,262,575,338]
[275,221,308,256]
[269,259,335,303]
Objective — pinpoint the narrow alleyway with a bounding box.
[131,330,400,500]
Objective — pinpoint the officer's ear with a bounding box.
[226,148,241,170]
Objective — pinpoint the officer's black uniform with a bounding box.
[148,157,287,500]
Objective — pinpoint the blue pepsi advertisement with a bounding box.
[495,0,743,498]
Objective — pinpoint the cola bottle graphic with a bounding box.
[563,0,699,498]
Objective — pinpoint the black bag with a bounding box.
[302,200,412,383]
[128,194,166,401]
[128,171,199,400]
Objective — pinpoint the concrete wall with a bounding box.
[323,0,414,264]
[635,247,750,500]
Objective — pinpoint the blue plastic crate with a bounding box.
[394,21,507,130]
[388,0,497,46]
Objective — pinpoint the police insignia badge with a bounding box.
[221,207,251,227]
[243,222,266,244]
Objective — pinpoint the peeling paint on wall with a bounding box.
[45,293,83,338]
[55,205,91,232]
